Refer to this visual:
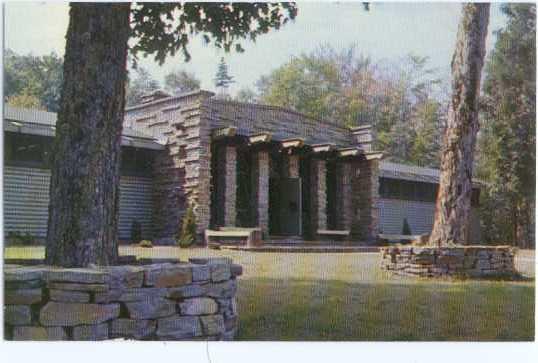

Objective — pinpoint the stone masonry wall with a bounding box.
[336,162,353,230]
[381,246,516,278]
[310,159,327,232]
[4,258,241,341]
[223,146,237,226]
[124,91,215,241]
[251,150,270,236]
[351,159,380,241]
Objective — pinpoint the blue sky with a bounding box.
[4,1,507,94]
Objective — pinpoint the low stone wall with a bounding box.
[381,246,517,278]
[4,257,242,341]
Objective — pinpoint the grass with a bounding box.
[4,246,535,341]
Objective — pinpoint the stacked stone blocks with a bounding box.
[381,246,516,278]
[310,159,327,232]
[4,258,241,340]
[252,151,270,236]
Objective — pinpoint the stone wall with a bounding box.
[4,258,242,341]
[381,246,516,278]
[125,91,216,242]
[351,159,380,241]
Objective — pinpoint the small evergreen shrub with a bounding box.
[178,203,197,248]
[401,218,412,244]
[131,220,142,244]
[139,240,153,248]
[402,218,412,235]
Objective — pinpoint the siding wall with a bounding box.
[378,198,481,243]
[4,166,154,240]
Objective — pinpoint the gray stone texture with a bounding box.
[4,288,42,305]
[72,323,109,341]
[12,326,67,341]
[156,315,203,339]
[39,302,120,326]
[223,145,237,226]
[310,159,327,231]
[49,289,90,303]
[5,261,240,341]
[125,298,176,319]
[200,314,225,336]
[179,298,218,315]
[382,246,516,278]
[5,305,32,325]
[110,319,157,339]
[252,150,270,235]
[144,264,192,287]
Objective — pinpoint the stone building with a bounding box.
[3,90,482,245]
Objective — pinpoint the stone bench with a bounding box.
[205,227,262,247]
[316,229,350,241]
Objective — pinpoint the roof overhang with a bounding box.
[4,119,165,151]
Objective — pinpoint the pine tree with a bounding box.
[214,57,235,96]
[479,4,536,248]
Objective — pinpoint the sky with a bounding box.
[3,1,508,95]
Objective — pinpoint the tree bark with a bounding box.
[429,3,490,247]
[45,3,131,267]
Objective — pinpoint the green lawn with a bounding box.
[4,246,535,341]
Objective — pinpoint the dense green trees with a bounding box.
[164,69,201,95]
[255,45,444,167]
[4,50,63,112]
[477,4,536,248]
[125,67,160,106]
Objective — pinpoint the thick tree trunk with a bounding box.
[429,3,490,247]
[45,3,131,267]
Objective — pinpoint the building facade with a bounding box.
[3,91,482,244]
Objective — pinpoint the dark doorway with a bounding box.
[269,177,302,236]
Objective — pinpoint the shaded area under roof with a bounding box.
[380,161,483,187]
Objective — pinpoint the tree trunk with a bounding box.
[45,3,131,267]
[429,3,490,247]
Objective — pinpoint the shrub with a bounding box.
[178,203,197,248]
[131,220,142,244]
[402,218,412,235]
[139,240,153,248]
[7,231,35,245]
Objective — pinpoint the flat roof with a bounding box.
[4,106,164,150]
[380,161,483,187]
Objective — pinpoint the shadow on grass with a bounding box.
[235,277,535,341]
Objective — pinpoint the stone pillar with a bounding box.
[252,150,270,236]
[311,159,327,233]
[351,159,380,242]
[287,154,300,178]
[223,145,237,226]
[336,162,353,230]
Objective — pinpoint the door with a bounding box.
[279,178,302,236]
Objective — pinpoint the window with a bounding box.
[379,178,438,202]
[4,132,53,168]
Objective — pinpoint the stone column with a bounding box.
[223,145,237,226]
[287,154,300,178]
[351,159,380,242]
[311,159,327,233]
[336,162,353,230]
[252,150,270,236]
